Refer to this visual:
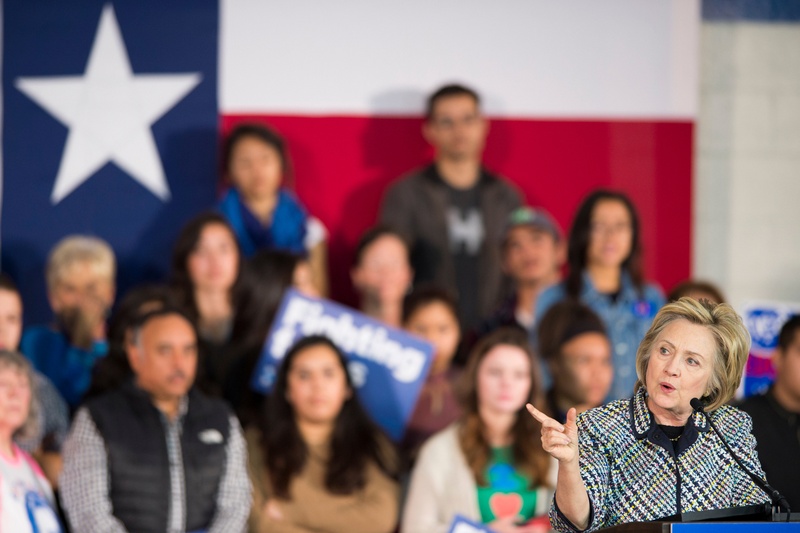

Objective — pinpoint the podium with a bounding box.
[599,504,800,532]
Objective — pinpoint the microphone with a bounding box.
[690,398,792,515]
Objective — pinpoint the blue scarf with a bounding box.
[218,188,308,256]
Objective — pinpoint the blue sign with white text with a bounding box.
[251,289,435,441]
[447,515,496,533]
[742,301,800,396]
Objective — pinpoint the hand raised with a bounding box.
[526,404,579,465]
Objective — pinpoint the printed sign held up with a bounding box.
[741,300,800,397]
[448,515,496,533]
[251,289,435,441]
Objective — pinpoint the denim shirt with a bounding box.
[534,272,665,401]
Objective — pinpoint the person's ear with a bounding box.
[772,348,784,374]
[545,357,560,381]
[422,120,436,145]
[126,343,141,374]
[479,116,490,138]
[350,267,363,290]
[501,251,513,276]
[556,239,567,267]
[47,286,62,314]
[106,282,116,308]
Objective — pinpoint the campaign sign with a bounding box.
[251,289,435,441]
[448,515,496,533]
[742,300,800,397]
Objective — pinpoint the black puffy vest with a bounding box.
[87,383,230,533]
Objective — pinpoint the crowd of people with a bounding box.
[1,83,797,533]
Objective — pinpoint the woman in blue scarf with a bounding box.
[219,123,327,295]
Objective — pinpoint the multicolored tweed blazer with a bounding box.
[550,387,770,532]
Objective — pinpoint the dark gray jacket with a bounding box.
[379,164,522,321]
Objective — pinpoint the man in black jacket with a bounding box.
[380,84,522,331]
[60,307,251,533]
[739,314,800,510]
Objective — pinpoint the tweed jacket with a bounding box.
[550,388,770,532]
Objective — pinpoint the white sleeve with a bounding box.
[207,416,253,533]
[304,216,327,250]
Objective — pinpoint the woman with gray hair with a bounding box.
[0,350,62,532]
[527,298,773,531]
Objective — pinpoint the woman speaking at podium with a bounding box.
[527,298,771,531]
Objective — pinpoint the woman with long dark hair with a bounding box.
[224,250,318,422]
[351,225,413,328]
[170,212,244,394]
[247,335,399,533]
[535,190,665,401]
[400,286,462,463]
[402,327,554,533]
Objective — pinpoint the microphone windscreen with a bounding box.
[690,398,705,412]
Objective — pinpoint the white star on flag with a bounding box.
[15,3,202,204]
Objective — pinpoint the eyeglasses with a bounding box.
[590,222,632,235]
[430,113,480,130]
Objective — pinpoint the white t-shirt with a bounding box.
[0,446,62,533]
[304,216,327,250]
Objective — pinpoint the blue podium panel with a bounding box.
[672,524,800,532]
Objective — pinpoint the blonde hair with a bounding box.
[0,351,39,441]
[635,297,750,412]
[46,235,116,291]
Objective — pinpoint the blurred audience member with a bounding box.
[0,274,68,489]
[480,207,564,338]
[402,328,554,533]
[536,190,665,400]
[85,284,176,399]
[380,84,522,332]
[171,212,244,395]
[0,351,63,533]
[351,226,413,328]
[537,301,612,422]
[401,286,462,461]
[61,308,250,533]
[21,235,115,408]
[739,315,800,509]
[219,123,328,295]
[247,336,398,533]
[225,250,318,422]
[668,279,726,305]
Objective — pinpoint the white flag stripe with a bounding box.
[220,0,699,119]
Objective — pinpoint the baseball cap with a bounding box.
[503,206,562,242]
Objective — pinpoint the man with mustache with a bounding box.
[21,235,115,408]
[60,307,251,533]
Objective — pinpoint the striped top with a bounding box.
[550,387,770,532]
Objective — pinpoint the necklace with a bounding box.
[669,434,681,442]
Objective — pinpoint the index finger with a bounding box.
[526,403,565,432]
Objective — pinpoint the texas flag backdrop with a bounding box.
[1,0,698,323]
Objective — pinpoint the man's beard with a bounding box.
[55,306,105,351]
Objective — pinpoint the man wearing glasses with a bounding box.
[380,84,522,334]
